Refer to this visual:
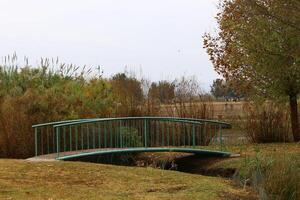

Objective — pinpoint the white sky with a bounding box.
[0,0,220,90]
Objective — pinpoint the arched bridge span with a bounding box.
[32,117,232,160]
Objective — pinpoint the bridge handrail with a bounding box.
[32,119,97,128]
[52,117,230,128]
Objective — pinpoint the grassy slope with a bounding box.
[1,143,297,200]
[208,143,300,177]
[0,159,253,200]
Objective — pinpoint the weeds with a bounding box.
[239,151,299,200]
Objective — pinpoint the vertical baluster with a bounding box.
[47,126,49,154]
[139,119,142,147]
[98,123,101,148]
[213,124,216,145]
[81,125,84,150]
[183,122,186,147]
[56,127,60,158]
[104,122,107,148]
[167,122,170,147]
[203,122,206,146]
[219,124,223,151]
[53,126,55,154]
[156,120,159,146]
[121,120,124,148]
[128,120,131,148]
[35,127,38,156]
[199,124,202,147]
[172,122,175,146]
[110,121,113,148]
[86,124,90,149]
[192,123,195,148]
[63,126,66,152]
[188,124,191,147]
[119,120,122,148]
[144,119,147,148]
[162,121,165,147]
[41,128,43,155]
[93,124,96,149]
[69,125,72,151]
[75,125,78,151]
[177,123,180,146]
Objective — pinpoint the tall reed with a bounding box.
[243,102,291,143]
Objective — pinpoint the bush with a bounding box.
[0,57,115,158]
[243,102,291,143]
[119,126,142,147]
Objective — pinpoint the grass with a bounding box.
[0,159,255,200]
[207,143,299,173]
[0,144,297,200]
[208,143,300,200]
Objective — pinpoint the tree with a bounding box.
[211,78,242,100]
[148,81,175,104]
[204,0,300,141]
[110,73,144,116]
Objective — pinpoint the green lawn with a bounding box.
[0,159,254,200]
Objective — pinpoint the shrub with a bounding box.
[0,56,115,158]
[243,102,291,143]
[119,126,142,147]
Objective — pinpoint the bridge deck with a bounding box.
[28,147,232,161]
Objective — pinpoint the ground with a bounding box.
[0,159,255,200]
[1,143,299,200]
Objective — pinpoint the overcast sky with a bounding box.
[0,0,220,90]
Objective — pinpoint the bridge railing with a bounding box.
[32,117,231,158]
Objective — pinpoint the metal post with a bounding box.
[110,121,113,148]
[183,122,185,147]
[98,123,101,148]
[192,124,195,148]
[63,126,66,152]
[203,122,206,146]
[56,127,60,158]
[119,120,123,148]
[144,119,147,148]
[81,125,84,150]
[104,123,107,148]
[156,121,159,146]
[47,126,49,154]
[172,123,175,146]
[87,124,90,149]
[167,123,170,146]
[35,127,38,157]
[75,126,78,151]
[69,126,72,151]
[219,125,223,151]
[93,125,96,149]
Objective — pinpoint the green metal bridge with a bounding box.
[32,117,232,160]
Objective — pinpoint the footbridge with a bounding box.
[32,117,232,161]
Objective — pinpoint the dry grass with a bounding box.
[0,159,256,200]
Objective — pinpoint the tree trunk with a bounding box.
[289,94,299,142]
